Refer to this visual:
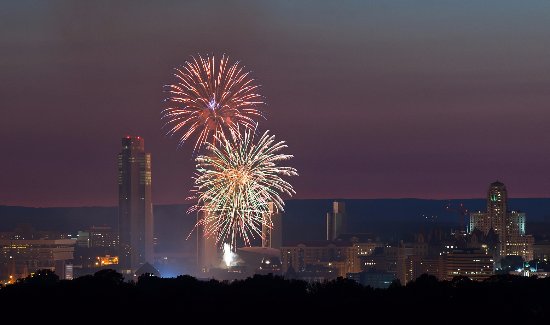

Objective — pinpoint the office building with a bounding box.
[281,240,377,278]
[445,249,493,281]
[404,255,446,283]
[326,201,346,241]
[468,181,534,261]
[89,226,118,248]
[262,202,283,249]
[118,136,153,274]
[0,239,76,280]
[76,226,118,249]
[76,231,90,248]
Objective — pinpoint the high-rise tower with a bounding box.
[118,136,153,274]
[486,181,508,237]
[469,181,533,260]
[262,202,283,249]
[326,201,346,241]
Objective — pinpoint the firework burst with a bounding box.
[190,130,297,247]
[163,54,264,153]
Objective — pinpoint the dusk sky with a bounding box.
[2,1,550,207]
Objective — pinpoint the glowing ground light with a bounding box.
[223,243,236,267]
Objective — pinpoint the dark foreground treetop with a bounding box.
[1,269,549,323]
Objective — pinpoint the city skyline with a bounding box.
[3,3,550,321]
[2,1,550,207]
[1,180,548,289]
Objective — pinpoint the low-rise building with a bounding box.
[281,239,383,279]
[0,238,76,280]
[445,248,493,281]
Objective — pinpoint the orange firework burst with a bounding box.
[163,54,264,153]
[190,130,297,247]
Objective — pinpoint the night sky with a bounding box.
[2,1,550,207]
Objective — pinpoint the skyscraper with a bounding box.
[262,202,283,249]
[118,136,153,274]
[326,201,346,241]
[486,181,508,243]
[469,181,534,260]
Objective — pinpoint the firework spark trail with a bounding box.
[163,54,264,153]
[189,130,297,247]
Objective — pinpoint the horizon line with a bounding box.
[3,196,550,209]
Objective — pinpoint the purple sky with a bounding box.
[2,1,550,207]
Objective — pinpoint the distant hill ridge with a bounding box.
[2,199,550,233]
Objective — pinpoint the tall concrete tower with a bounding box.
[469,181,533,260]
[262,202,283,249]
[487,181,508,248]
[326,201,346,241]
[118,136,153,274]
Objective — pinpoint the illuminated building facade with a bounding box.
[281,240,379,278]
[404,255,446,283]
[89,226,118,248]
[256,256,282,275]
[361,245,400,276]
[468,181,534,261]
[0,239,75,280]
[96,255,119,267]
[76,231,90,248]
[400,248,492,282]
[445,249,493,281]
[326,201,346,241]
[362,228,496,283]
[76,226,118,249]
[118,136,153,274]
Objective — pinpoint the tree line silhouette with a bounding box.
[1,269,549,323]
